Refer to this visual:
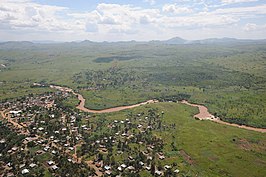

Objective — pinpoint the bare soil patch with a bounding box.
[179,149,194,165]
[181,100,266,133]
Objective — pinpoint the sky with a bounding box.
[0,0,266,42]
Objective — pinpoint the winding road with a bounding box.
[75,92,158,113]
[50,85,158,113]
[50,85,266,133]
[181,100,266,133]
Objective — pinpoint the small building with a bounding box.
[51,165,59,170]
[47,160,55,166]
[139,161,144,166]
[127,166,135,171]
[21,169,29,174]
[164,165,171,170]
[159,155,165,160]
[147,156,152,160]
[0,139,6,143]
[128,156,134,161]
[43,147,49,151]
[38,127,44,131]
[105,170,112,175]
[121,164,127,168]
[29,163,37,168]
[36,150,43,154]
[96,163,102,168]
[174,169,180,173]
[11,147,18,151]
[104,165,111,171]
[155,170,163,176]
[10,110,22,116]
[19,164,26,169]
[145,166,151,171]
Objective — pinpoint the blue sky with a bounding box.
[0,0,266,41]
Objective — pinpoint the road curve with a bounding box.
[50,85,158,113]
[181,100,266,133]
[49,85,266,133]
[75,92,158,113]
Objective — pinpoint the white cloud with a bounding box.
[0,0,79,32]
[159,12,239,28]
[213,4,266,20]
[109,28,138,34]
[0,0,265,41]
[221,0,258,4]
[244,23,257,31]
[90,3,160,33]
[99,16,119,25]
[163,4,193,14]
[244,23,266,31]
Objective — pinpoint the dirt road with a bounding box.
[75,93,158,113]
[181,100,266,133]
[50,84,158,113]
[49,85,266,133]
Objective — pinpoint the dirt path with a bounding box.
[0,110,30,135]
[181,100,266,133]
[49,84,266,133]
[1,111,23,129]
[86,160,103,176]
[70,144,102,176]
[76,93,158,113]
[212,119,266,133]
[50,84,158,113]
[181,100,215,120]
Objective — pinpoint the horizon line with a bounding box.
[1,36,266,44]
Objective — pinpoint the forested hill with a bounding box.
[1,37,266,47]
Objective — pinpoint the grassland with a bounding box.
[0,42,266,128]
[87,102,266,177]
[0,41,266,176]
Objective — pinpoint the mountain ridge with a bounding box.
[1,37,266,46]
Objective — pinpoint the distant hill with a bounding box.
[0,41,34,46]
[190,37,266,44]
[0,41,36,49]
[160,37,266,45]
[191,37,239,44]
[163,37,187,44]
[0,37,266,48]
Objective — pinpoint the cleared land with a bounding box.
[90,102,266,177]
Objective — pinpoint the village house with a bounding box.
[21,169,29,175]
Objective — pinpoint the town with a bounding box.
[0,86,180,177]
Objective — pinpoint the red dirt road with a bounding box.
[49,85,266,133]
[181,100,266,133]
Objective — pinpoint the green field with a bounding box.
[1,42,265,128]
[87,102,266,177]
[0,41,266,176]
